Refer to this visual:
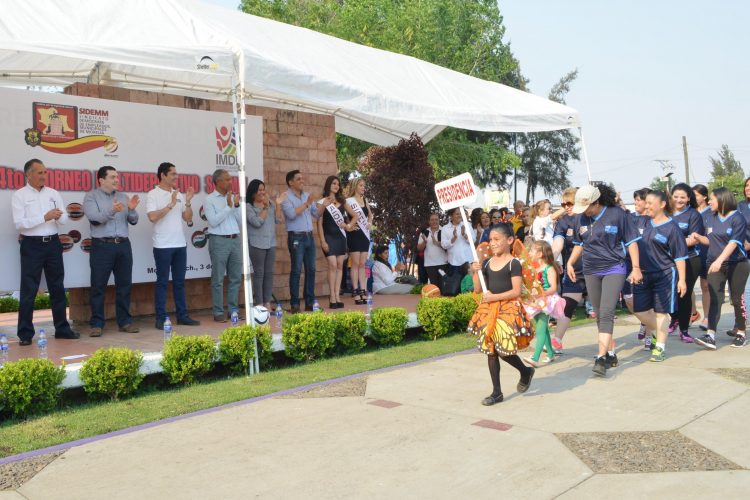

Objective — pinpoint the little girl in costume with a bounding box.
[468,223,535,406]
[524,240,561,368]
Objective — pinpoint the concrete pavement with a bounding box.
[4,309,750,499]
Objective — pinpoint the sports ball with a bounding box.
[80,238,92,253]
[252,305,269,325]
[191,230,208,248]
[66,202,84,220]
[421,284,441,299]
[59,234,74,252]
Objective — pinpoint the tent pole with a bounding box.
[577,127,593,184]
[232,49,259,374]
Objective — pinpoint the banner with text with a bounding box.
[0,87,263,290]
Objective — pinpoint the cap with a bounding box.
[572,185,601,214]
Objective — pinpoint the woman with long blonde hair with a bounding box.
[345,177,374,304]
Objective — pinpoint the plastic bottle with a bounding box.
[312,299,321,312]
[275,304,283,329]
[163,316,173,343]
[0,333,8,367]
[366,292,373,316]
[231,308,239,327]
[37,328,48,360]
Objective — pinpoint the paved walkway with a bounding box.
[2,310,749,499]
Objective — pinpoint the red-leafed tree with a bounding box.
[359,133,437,259]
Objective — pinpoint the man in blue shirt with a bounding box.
[281,169,327,313]
[205,169,242,322]
[83,166,140,337]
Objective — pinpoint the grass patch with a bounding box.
[0,333,475,458]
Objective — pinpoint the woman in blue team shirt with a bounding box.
[691,187,749,349]
[632,191,688,362]
[735,177,750,341]
[693,184,711,331]
[551,187,582,354]
[668,183,705,343]
[567,184,642,377]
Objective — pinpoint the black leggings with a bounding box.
[707,260,750,332]
[487,354,531,396]
[671,255,702,331]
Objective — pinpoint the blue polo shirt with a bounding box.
[671,207,704,259]
[637,218,689,272]
[738,200,750,243]
[573,206,641,275]
[553,214,582,277]
[704,210,748,265]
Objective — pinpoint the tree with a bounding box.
[708,144,745,197]
[514,70,581,202]
[241,0,523,185]
[359,134,436,257]
[649,176,668,192]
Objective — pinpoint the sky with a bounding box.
[204,0,750,202]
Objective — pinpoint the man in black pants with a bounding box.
[10,159,79,346]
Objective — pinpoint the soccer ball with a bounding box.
[252,305,269,325]
[421,284,441,299]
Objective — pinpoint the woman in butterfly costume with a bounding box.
[468,223,536,406]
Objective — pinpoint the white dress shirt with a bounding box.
[146,186,187,248]
[440,222,473,266]
[11,184,67,236]
[419,228,448,267]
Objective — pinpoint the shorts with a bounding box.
[633,268,677,314]
[699,251,708,279]
[561,273,585,294]
[621,279,632,298]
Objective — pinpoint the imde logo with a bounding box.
[197,56,219,71]
[24,102,118,155]
[215,125,237,168]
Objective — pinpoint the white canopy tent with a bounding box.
[0,0,591,371]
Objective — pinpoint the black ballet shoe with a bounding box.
[517,367,535,393]
[482,393,504,406]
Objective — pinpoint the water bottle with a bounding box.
[37,328,48,360]
[163,316,173,343]
[275,304,283,329]
[0,333,8,367]
[366,292,373,316]
[312,299,321,312]
[230,308,239,327]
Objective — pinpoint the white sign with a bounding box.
[0,87,263,290]
[434,172,478,210]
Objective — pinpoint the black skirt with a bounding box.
[347,228,370,253]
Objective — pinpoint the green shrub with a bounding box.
[370,307,407,346]
[452,293,478,329]
[0,296,20,313]
[331,311,366,354]
[0,358,65,417]
[160,335,216,385]
[218,324,273,374]
[417,297,456,340]
[33,294,50,310]
[410,283,425,295]
[282,312,335,362]
[79,347,144,400]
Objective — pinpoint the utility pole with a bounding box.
[682,136,690,184]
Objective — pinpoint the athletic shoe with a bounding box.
[730,335,748,348]
[592,356,607,377]
[726,328,738,338]
[551,337,563,354]
[523,356,542,368]
[590,311,597,319]
[644,335,654,351]
[650,346,666,362]
[668,318,679,335]
[680,331,694,343]
[699,319,708,331]
[637,324,647,341]
[694,334,717,350]
[690,311,701,324]
[605,353,619,369]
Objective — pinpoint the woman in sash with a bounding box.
[346,177,374,305]
[316,175,357,309]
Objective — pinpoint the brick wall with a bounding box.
[64,84,338,323]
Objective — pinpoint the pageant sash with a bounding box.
[322,199,347,238]
[347,197,371,240]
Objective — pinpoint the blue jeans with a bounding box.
[153,246,187,321]
[287,232,316,307]
[90,239,133,328]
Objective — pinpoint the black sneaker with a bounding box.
[726,328,738,338]
[730,335,747,348]
[592,356,607,377]
[605,353,619,369]
[694,334,717,350]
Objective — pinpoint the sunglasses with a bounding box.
[561,202,574,208]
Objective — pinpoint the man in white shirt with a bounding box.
[11,158,79,345]
[417,213,448,290]
[440,208,473,295]
[146,162,199,329]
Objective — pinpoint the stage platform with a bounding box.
[0,294,422,366]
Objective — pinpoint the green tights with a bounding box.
[532,313,554,362]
